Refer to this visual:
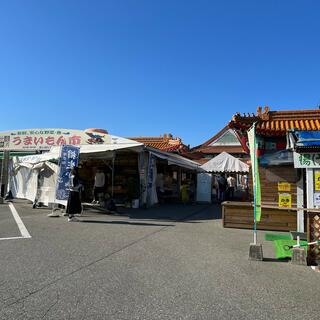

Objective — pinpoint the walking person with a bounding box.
[227,175,236,200]
[217,174,227,202]
[92,168,105,203]
[212,176,219,202]
[66,167,82,222]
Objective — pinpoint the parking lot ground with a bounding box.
[0,203,24,240]
[0,199,319,320]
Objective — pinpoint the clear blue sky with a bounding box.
[0,1,319,147]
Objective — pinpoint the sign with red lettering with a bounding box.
[0,128,110,151]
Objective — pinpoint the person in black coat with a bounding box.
[66,167,82,222]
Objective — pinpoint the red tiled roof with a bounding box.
[128,134,183,151]
[229,106,320,136]
[194,158,211,165]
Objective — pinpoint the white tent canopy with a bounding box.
[10,136,144,206]
[51,135,143,155]
[201,152,249,173]
[15,135,143,165]
[50,137,144,160]
[146,147,202,171]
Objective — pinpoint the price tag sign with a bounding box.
[279,193,292,208]
[278,182,291,192]
[315,171,320,191]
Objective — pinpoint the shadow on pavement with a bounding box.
[12,199,223,225]
[114,203,222,222]
[263,257,289,263]
[80,220,175,227]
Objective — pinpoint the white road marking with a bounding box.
[8,202,31,239]
[0,236,25,241]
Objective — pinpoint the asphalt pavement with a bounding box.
[0,199,318,320]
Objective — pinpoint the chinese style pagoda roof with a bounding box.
[191,126,246,155]
[229,106,320,136]
[128,133,184,152]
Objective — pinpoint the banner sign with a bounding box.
[138,152,146,204]
[278,193,292,208]
[146,153,157,205]
[278,182,291,192]
[0,128,111,151]
[56,145,80,200]
[294,152,320,168]
[147,154,156,193]
[247,125,261,222]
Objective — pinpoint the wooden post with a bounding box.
[297,170,304,232]
[177,167,182,199]
[0,150,9,199]
[307,213,310,243]
[306,168,313,259]
[306,168,314,212]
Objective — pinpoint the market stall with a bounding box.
[287,130,320,262]
[197,152,249,203]
[143,147,202,206]
[10,137,143,207]
[222,107,305,232]
[10,142,202,209]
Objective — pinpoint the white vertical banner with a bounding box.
[146,153,158,207]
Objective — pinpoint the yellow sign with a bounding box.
[315,171,320,191]
[279,193,292,208]
[278,182,291,192]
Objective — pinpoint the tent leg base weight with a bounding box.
[291,247,307,266]
[249,243,263,261]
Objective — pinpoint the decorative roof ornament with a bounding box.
[257,106,262,115]
[257,106,270,121]
[231,112,241,122]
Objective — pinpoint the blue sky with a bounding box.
[0,1,319,147]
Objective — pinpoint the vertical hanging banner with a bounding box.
[247,124,261,222]
[56,145,80,200]
[146,153,156,206]
[147,154,156,192]
[138,152,146,201]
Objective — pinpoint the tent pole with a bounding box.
[0,150,9,201]
[111,153,115,198]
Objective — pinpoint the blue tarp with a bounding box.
[295,130,320,146]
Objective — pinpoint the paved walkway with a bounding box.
[0,200,318,319]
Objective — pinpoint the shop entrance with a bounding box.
[77,151,140,208]
[156,159,196,204]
